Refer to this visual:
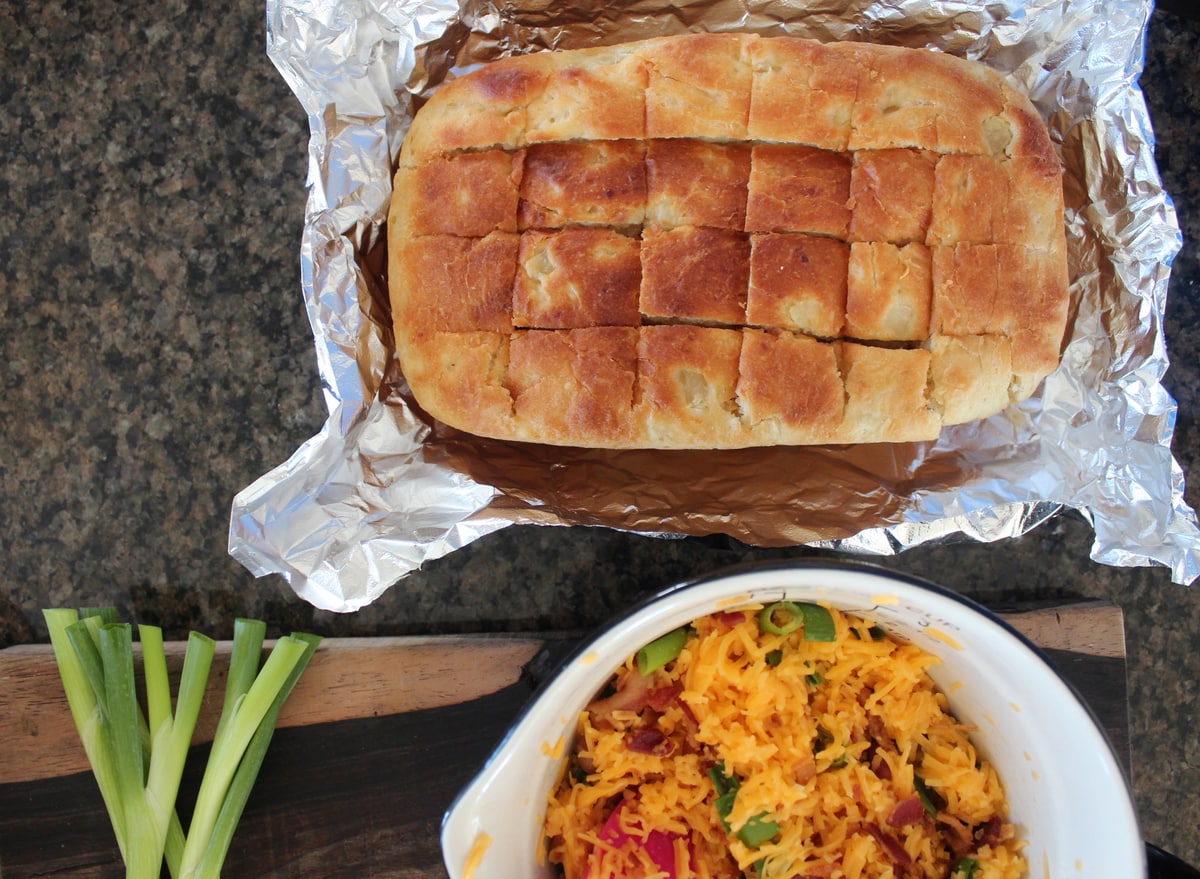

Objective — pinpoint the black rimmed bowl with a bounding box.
[442,560,1147,877]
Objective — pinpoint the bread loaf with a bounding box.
[388,33,1070,449]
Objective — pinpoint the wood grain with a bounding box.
[0,635,542,785]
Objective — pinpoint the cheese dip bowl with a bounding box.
[442,560,1144,878]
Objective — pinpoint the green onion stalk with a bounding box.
[43,608,320,879]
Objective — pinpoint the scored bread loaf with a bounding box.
[387,33,1070,449]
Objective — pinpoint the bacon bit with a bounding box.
[866,714,892,748]
[626,727,675,756]
[646,682,682,712]
[588,671,655,728]
[674,698,701,751]
[792,755,817,785]
[713,610,746,629]
[870,752,892,781]
[973,817,1005,849]
[863,822,912,866]
[886,796,925,828]
[937,813,975,860]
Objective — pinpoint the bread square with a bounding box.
[747,234,848,338]
[514,229,641,328]
[639,226,750,326]
[400,54,543,161]
[748,37,860,150]
[394,233,518,334]
[736,329,843,441]
[849,148,938,244]
[838,343,939,442]
[997,157,1068,246]
[928,333,1013,425]
[931,243,1001,336]
[846,242,932,341]
[848,44,1005,154]
[518,141,647,229]
[635,324,743,447]
[403,331,516,438]
[645,139,751,230]
[393,151,523,237]
[644,33,753,139]
[526,44,649,143]
[928,154,1008,245]
[997,241,1070,387]
[508,327,638,445]
[746,145,852,237]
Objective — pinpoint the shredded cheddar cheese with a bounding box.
[543,606,1025,879]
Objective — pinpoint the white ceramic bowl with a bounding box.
[442,560,1145,878]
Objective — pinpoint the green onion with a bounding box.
[736,812,780,848]
[758,602,803,635]
[913,774,942,816]
[45,610,215,879]
[757,602,836,641]
[805,671,822,687]
[813,725,834,753]
[953,857,980,878]
[764,649,783,667]
[707,762,779,848]
[707,763,739,833]
[636,627,688,675]
[182,630,321,879]
[43,608,320,879]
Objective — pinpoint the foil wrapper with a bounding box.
[231,0,1200,612]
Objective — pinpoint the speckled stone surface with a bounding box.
[2,0,1198,868]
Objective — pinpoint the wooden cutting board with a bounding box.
[0,603,1128,878]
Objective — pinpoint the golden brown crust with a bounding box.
[846,242,932,342]
[646,140,751,230]
[508,328,639,445]
[635,325,744,448]
[639,226,750,327]
[519,141,647,229]
[848,43,1007,154]
[514,229,642,329]
[392,233,518,334]
[400,55,543,162]
[388,33,1069,448]
[525,43,649,144]
[748,37,859,150]
[747,234,848,338]
[644,33,754,140]
[737,330,844,443]
[392,151,524,236]
[839,343,940,442]
[849,149,937,244]
[746,145,852,237]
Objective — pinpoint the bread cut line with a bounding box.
[387,32,1070,449]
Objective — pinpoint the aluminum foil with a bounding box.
[231,0,1200,612]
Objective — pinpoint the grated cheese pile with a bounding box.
[543,604,1025,879]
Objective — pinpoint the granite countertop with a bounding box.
[2,0,1198,869]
